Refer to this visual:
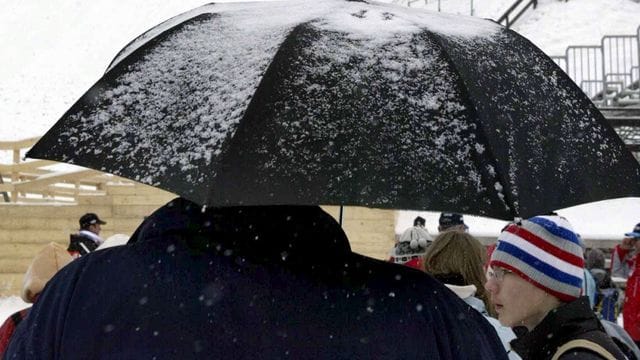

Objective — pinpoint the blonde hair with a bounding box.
[423,231,494,316]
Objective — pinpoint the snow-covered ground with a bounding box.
[0,296,28,326]
[513,0,640,56]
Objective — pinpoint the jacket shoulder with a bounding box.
[558,348,621,360]
[555,335,627,360]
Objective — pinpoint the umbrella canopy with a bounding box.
[27,0,640,220]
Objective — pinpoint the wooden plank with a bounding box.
[0,273,24,297]
[0,229,73,243]
[11,169,103,192]
[0,217,78,230]
[111,194,175,206]
[0,204,113,218]
[0,137,40,150]
[0,243,60,259]
[0,160,57,172]
[0,258,32,274]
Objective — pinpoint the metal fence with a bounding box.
[399,0,476,16]
[551,26,640,106]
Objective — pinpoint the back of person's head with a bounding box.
[132,198,351,267]
[586,248,605,270]
[413,216,426,227]
[491,215,584,303]
[22,242,73,303]
[438,212,467,232]
[423,231,492,312]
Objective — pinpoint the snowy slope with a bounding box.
[512,0,640,55]
[0,0,215,141]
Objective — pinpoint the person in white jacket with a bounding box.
[424,231,521,360]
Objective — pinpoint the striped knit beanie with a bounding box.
[490,216,584,302]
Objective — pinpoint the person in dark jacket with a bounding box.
[6,198,508,359]
[67,213,107,257]
[486,215,625,360]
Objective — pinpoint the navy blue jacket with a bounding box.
[5,198,508,359]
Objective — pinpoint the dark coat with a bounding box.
[510,297,626,360]
[5,198,508,359]
[67,233,98,255]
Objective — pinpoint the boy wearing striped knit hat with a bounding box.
[485,216,624,360]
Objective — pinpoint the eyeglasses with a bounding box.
[487,267,512,282]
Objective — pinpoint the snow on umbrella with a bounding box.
[27,0,640,220]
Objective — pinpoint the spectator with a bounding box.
[576,235,597,309]
[398,216,433,248]
[5,198,509,359]
[0,242,72,356]
[390,216,432,269]
[624,235,640,349]
[587,248,622,322]
[611,223,640,279]
[586,248,607,272]
[424,231,519,359]
[67,213,106,257]
[438,212,468,232]
[486,216,625,359]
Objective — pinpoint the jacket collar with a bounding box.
[510,297,601,359]
[129,198,352,266]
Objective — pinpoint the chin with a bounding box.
[497,316,514,328]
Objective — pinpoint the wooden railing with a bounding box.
[0,137,135,203]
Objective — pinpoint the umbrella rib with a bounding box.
[423,30,519,220]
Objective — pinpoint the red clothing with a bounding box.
[611,245,635,278]
[388,255,424,270]
[0,308,30,357]
[624,253,640,341]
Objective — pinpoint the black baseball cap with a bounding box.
[79,213,106,228]
[439,212,467,229]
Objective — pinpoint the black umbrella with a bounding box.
[27,0,640,220]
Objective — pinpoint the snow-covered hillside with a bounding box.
[2,0,639,141]
[513,0,640,55]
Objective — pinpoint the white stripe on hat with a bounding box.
[524,218,583,254]
[498,231,584,279]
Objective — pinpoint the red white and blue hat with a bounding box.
[490,216,584,302]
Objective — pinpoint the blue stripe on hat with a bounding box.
[496,241,583,288]
[528,216,580,246]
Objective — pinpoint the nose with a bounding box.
[485,276,498,295]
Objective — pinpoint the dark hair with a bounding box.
[585,248,605,270]
[413,216,426,227]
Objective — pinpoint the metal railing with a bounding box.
[550,26,640,106]
[397,0,476,16]
[496,0,537,28]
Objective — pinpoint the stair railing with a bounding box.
[496,0,537,28]
[550,25,640,107]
